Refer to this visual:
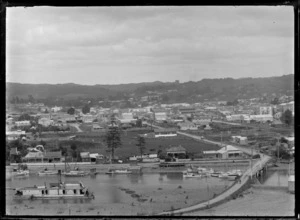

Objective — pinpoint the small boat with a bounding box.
[14,181,94,199]
[183,172,202,178]
[227,170,242,177]
[38,168,58,176]
[211,171,222,177]
[197,167,214,176]
[106,168,132,174]
[218,173,237,181]
[12,168,29,177]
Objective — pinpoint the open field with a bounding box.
[27,129,220,159]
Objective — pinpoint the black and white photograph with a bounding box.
[4,5,295,217]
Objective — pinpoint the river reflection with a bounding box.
[6,173,233,215]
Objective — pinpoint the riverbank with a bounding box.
[186,187,294,216]
[7,161,250,175]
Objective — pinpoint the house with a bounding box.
[6,130,26,141]
[204,124,212,130]
[166,146,187,159]
[178,121,198,130]
[203,145,243,159]
[51,106,62,112]
[154,112,167,121]
[82,114,96,123]
[80,152,91,162]
[179,108,196,116]
[15,120,31,127]
[250,114,273,123]
[92,124,105,132]
[202,150,219,159]
[22,151,62,163]
[217,145,243,159]
[231,136,248,145]
[154,128,177,138]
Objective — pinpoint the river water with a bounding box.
[257,170,289,186]
[6,172,235,216]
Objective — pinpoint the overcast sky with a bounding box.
[6,6,293,85]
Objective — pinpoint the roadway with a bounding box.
[68,123,83,132]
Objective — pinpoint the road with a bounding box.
[212,120,242,126]
[68,123,83,132]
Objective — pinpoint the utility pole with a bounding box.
[250,145,253,179]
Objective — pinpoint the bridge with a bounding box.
[144,123,273,215]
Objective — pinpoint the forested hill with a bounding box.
[6,74,294,103]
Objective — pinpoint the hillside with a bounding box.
[6,74,294,103]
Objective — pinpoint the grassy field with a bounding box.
[39,130,220,159]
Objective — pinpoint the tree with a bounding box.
[136,136,146,160]
[67,107,75,115]
[82,105,90,114]
[280,109,293,126]
[136,119,142,127]
[105,114,122,162]
[270,97,279,105]
[18,113,32,121]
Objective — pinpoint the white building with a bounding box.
[38,118,54,127]
[154,128,177,138]
[231,136,248,145]
[155,112,167,121]
[15,120,31,127]
[178,121,198,130]
[260,106,273,115]
[250,114,273,123]
[51,106,62,112]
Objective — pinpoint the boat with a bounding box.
[227,169,242,177]
[12,168,29,177]
[182,172,202,178]
[211,171,222,177]
[218,173,237,181]
[106,168,132,174]
[62,170,89,177]
[14,181,94,199]
[197,167,214,176]
[38,168,58,176]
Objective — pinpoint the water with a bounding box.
[6,173,233,215]
[257,170,288,186]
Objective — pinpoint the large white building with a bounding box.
[154,112,167,121]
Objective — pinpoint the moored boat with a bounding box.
[13,169,29,177]
[14,181,94,199]
[106,168,132,174]
[38,168,58,176]
[182,172,202,178]
[62,170,89,177]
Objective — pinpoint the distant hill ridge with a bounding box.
[6,74,294,101]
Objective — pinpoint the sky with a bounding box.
[6,6,294,85]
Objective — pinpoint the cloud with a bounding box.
[6,6,293,85]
